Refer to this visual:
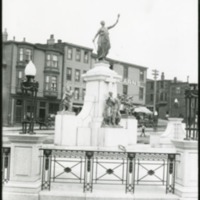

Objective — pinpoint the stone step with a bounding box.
[40,184,180,200]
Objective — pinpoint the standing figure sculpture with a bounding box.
[102,92,122,126]
[93,14,120,61]
[61,86,74,112]
[112,94,122,125]
[102,92,115,125]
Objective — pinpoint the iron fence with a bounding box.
[41,148,177,194]
[2,147,11,184]
[185,84,198,140]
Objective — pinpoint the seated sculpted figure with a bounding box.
[61,86,74,112]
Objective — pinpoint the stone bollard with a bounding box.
[3,134,48,200]
[171,139,198,200]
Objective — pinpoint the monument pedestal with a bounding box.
[159,118,185,147]
[54,111,77,146]
[3,134,47,200]
[171,140,198,199]
[54,62,138,148]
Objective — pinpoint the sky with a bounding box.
[2,0,198,83]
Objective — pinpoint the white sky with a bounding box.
[3,0,198,83]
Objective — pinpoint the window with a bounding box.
[150,82,154,89]
[84,51,89,63]
[19,48,24,61]
[176,87,181,94]
[74,88,80,100]
[17,70,23,88]
[52,55,58,67]
[160,92,164,101]
[19,48,32,62]
[25,49,32,61]
[66,68,72,81]
[45,76,57,91]
[67,47,73,60]
[76,49,81,61]
[75,69,80,82]
[139,87,144,100]
[123,66,128,79]
[47,54,51,67]
[46,54,58,67]
[40,102,46,107]
[49,103,59,115]
[150,94,153,101]
[82,89,86,100]
[140,70,144,81]
[160,81,164,88]
[123,85,128,95]
[51,76,57,91]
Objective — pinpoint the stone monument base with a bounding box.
[55,113,138,148]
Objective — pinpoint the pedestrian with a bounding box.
[140,124,146,137]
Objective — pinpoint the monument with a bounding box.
[55,14,138,148]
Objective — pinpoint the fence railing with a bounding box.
[2,147,11,184]
[41,148,177,194]
[185,84,198,140]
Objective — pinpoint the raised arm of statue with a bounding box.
[107,14,120,30]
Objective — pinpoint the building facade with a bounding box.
[146,73,189,119]
[3,31,147,126]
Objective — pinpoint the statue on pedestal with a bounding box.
[93,14,120,61]
[102,92,122,126]
[61,86,74,112]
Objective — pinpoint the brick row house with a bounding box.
[2,31,147,126]
[145,72,189,119]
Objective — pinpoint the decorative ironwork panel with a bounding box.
[40,148,177,194]
[94,151,127,159]
[135,153,168,161]
[52,150,85,158]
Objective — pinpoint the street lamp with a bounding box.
[21,60,39,134]
[173,98,179,117]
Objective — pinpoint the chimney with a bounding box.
[161,72,165,80]
[23,37,26,42]
[13,36,15,41]
[3,28,8,41]
[47,34,55,45]
[57,39,62,43]
[187,76,189,83]
[174,77,177,83]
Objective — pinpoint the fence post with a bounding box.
[3,134,47,200]
[84,151,94,192]
[171,139,198,199]
[41,149,52,190]
[126,152,136,193]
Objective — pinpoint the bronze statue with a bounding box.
[61,86,74,111]
[102,92,122,126]
[93,14,120,61]
[112,94,122,125]
[102,92,115,125]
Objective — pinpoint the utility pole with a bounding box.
[152,69,159,115]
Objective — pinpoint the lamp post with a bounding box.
[21,60,39,134]
[173,98,179,118]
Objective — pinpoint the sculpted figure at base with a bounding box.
[93,14,120,61]
[102,92,122,126]
[61,86,74,112]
